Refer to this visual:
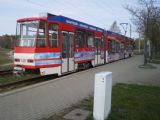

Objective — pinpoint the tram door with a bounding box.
[62,31,74,73]
[95,37,103,65]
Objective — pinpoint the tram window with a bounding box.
[121,43,124,51]
[16,21,38,47]
[37,21,46,47]
[119,42,120,52]
[101,38,104,48]
[76,30,85,48]
[118,42,120,52]
[112,40,116,53]
[49,24,58,48]
[87,33,94,47]
[116,41,120,52]
[115,41,117,52]
[62,32,68,58]
[108,40,112,52]
[95,38,101,54]
[69,33,74,57]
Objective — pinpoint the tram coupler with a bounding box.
[13,66,25,76]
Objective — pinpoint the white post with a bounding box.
[93,72,112,120]
[147,40,151,58]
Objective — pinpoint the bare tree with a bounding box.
[110,21,121,34]
[125,0,160,64]
[0,35,15,49]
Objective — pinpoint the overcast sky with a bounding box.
[0,0,138,38]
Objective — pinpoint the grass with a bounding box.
[86,84,160,120]
[0,48,13,66]
[133,49,144,55]
[151,59,160,64]
[146,52,160,64]
[138,63,156,69]
[107,84,160,120]
[0,64,13,71]
[46,84,160,120]
[150,52,160,64]
[0,74,40,85]
[153,52,160,60]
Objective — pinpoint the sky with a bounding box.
[0,0,138,38]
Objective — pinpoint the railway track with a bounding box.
[0,70,13,75]
[0,61,115,93]
[0,75,58,93]
[0,66,98,93]
[0,57,132,93]
[0,67,90,93]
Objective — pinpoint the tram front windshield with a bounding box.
[16,21,39,47]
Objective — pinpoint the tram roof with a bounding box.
[107,30,133,42]
[17,13,133,41]
[47,13,104,33]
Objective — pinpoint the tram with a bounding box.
[14,13,134,75]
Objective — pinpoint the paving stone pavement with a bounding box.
[0,55,159,120]
[63,109,90,120]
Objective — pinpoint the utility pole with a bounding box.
[120,23,132,38]
[129,23,132,38]
[120,23,128,36]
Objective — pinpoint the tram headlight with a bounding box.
[15,58,20,62]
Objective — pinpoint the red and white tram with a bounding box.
[14,13,134,76]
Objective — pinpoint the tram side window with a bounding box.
[108,40,112,52]
[37,21,46,47]
[129,44,133,51]
[121,42,124,51]
[69,33,74,57]
[118,42,121,52]
[76,30,85,48]
[112,40,116,53]
[115,41,117,52]
[101,38,104,48]
[49,24,58,48]
[126,43,129,50]
[116,41,120,52]
[95,38,102,54]
[87,33,94,47]
[62,32,68,58]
